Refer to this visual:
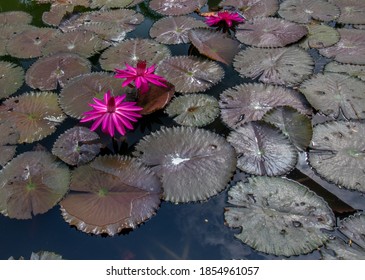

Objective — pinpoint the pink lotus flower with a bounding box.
[80,90,142,137]
[114,60,168,94]
[204,11,245,28]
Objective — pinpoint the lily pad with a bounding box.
[42,4,74,27]
[225,176,335,256]
[299,73,365,119]
[340,213,365,249]
[235,17,307,47]
[325,61,365,81]
[219,83,312,129]
[0,61,24,100]
[133,126,236,203]
[149,0,207,16]
[0,146,17,168]
[299,24,340,49]
[156,56,225,93]
[321,237,365,260]
[0,151,70,219]
[278,0,339,24]
[0,24,35,56]
[219,0,279,20]
[0,122,19,167]
[308,121,365,192]
[234,47,314,86]
[150,16,206,45]
[60,155,162,236]
[90,0,133,9]
[0,11,32,25]
[329,0,365,24]
[165,94,219,127]
[227,121,297,176]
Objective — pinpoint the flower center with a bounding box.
[136,60,147,76]
[107,96,116,113]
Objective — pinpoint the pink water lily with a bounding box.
[205,11,245,28]
[80,90,142,137]
[115,60,168,94]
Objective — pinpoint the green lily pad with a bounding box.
[0,61,24,100]
[299,24,340,50]
[325,61,365,81]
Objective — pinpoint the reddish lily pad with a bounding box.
[325,62,365,81]
[149,0,207,16]
[329,0,365,24]
[219,0,279,20]
[0,61,24,100]
[299,24,340,50]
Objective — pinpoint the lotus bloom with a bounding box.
[114,60,168,94]
[80,90,142,137]
[204,11,245,28]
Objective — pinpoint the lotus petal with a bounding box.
[165,94,219,127]
[99,38,171,71]
[319,29,365,65]
[278,0,339,24]
[219,83,312,129]
[219,0,279,20]
[234,47,314,86]
[308,121,365,193]
[150,16,206,45]
[0,11,32,25]
[0,61,24,100]
[0,24,35,56]
[42,30,110,58]
[0,151,70,219]
[188,28,240,65]
[149,0,207,16]
[90,0,133,9]
[321,237,365,260]
[325,61,365,81]
[228,121,297,176]
[0,92,66,143]
[329,0,365,24]
[60,155,161,235]
[133,126,236,203]
[52,126,101,166]
[225,177,335,256]
[25,53,91,91]
[236,17,307,47]
[299,24,340,50]
[299,73,365,119]
[156,56,225,93]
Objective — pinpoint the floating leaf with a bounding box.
[0,92,66,143]
[0,146,17,168]
[0,122,19,167]
[329,0,365,24]
[90,0,133,9]
[0,61,24,100]
[0,24,35,56]
[325,61,365,81]
[227,121,297,176]
[299,24,340,50]
[219,0,279,20]
[99,38,171,71]
[30,251,63,260]
[133,126,236,203]
[156,56,225,93]
[321,237,365,260]
[149,16,206,45]
[299,73,365,119]
[149,0,207,16]
[219,83,312,129]
[235,17,307,47]
[340,213,365,249]
[0,151,70,219]
[0,11,32,25]
[165,94,219,127]
[225,176,335,256]
[234,47,313,86]
[319,29,365,65]
[60,155,161,235]
[278,0,339,24]
[25,53,91,91]
[52,126,101,166]
[42,4,74,27]
[309,121,365,193]
[188,28,240,65]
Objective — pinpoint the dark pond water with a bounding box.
[0,0,364,260]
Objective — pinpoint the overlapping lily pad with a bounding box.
[340,213,365,249]
[234,47,314,86]
[150,16,206,45]
[299,73,365,119]
[156,56,225,93]
[329,0,365,24]
[321,237,365,260]
[0,122,19,167]
[225,176,335,256]
[42,4,75,27]
[149,0,207,16]
[99,38,171,71]
[299,24,340,49]
[25,53,91,91]
[60,155,162,235]
[278,0,339,23]
[0,61,24,100]
[90,0,133,9]
[0,24,35,56]
[0,11,32,25]
[0,92,66,143]
[325,61,365,81]
[0,151,70,219]
[219,0,279,20]
[165,94,219,127]
[219,83,312,129]
[309,121,365,193]
[235,17,307,47]
[227,121,297,176]
[133,126,236,203]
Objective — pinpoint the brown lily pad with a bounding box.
[219,0,279,20]
[0,24,36,56]
[325,61,365,81]
[90,0,133,9]
[0,61,24,100]
[149,0,207,16]
[329,0,365,24]
[299,24,340,50]
[0,11,32,25]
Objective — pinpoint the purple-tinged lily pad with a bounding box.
[60,155,162,235]
[90,0,133,9]
[236,17,307,47]
[219,0,279,20]
[325,61,365,81]
[156,56,225,93]
[149,0,207,16]
[278,0,339,24]
[234,47,314,86]
[0,11,32,25]
[42,4,74,27]
[150,16,206,45]
[299,73,365,119]
[0,151,70,219]
[0,24,36,56]
[0,61,24,100]
[0,146,17,168]
[0,122,19,167]
[52,126,101,166]
[228,121,297,176]
[299,24,340,50]
[25,52,91,91]
[133,126,236,203]
[219,83,312,129]
[329,0,365,24]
